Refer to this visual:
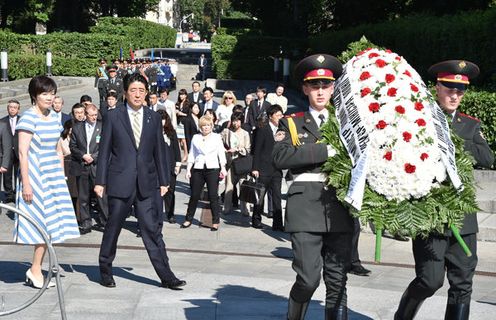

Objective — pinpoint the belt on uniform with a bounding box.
[293,173,326,182]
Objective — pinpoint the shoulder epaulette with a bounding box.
[458,112,480,122]
[285,112,305,119]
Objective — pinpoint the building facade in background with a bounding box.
[145,0,177,28]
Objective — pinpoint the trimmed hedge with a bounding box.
[211,34,306,79]
[1,17,176,80]
[309,9,496,87]
[459,91,496,157]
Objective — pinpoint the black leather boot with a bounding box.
[325,306,348,320]
[287,297,309,320]
[394,291,424,320]
[444,303,470,320]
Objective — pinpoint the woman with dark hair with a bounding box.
[15,76,79,288]
[60,120,78,219]
[204,109,222,133]
[157,109,181,224]
[183,102,201,151]
[175,88,190,162]
[221,112,251,215]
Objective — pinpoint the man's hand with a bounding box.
[0,167,7,173]
[82,154,94,164]
[160,186,169,196]
[251,170,259,178]
[94,185,105,198]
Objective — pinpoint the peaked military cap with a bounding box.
[294,54,343,83]
[106,65,117,72]
[428,60,479,90]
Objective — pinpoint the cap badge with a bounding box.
[454,74,463,81]
[458,61,466,69]
[317,69,325,76]
[317,55,325,64]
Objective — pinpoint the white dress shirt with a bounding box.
[309,106,329,126]
[85,121,96,154]
[187,133,227,169]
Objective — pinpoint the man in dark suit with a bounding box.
[198,53,207,81]
[2,99,20,203]
[94,73,185,289]
[251,104,284,230]
[52,96,71,126]
[70,104,108,234]
[273,54,354,319]
[187,81,204,105]
[395,60,494,320]
[0,118,12,202]
[247,86,271,131]
[201,87,219,115]
[104,65,124,102]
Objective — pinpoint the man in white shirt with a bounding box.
[157,88,177,128]
[52,96,71,125]
[148,92,159,112]
[188,81,204,105]
[266,83,288,113]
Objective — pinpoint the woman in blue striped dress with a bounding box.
[14,76,80,288]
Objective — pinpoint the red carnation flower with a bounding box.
[404,163,416,174]
[415,118,426,126]
[395,105,405,114]
[361,87,372,97]
[403,131,412,142]
[403,70,412,77]
[385,74,395,84]
[387,88,397,97]
[395,56,401,61]
[375,59,387,68]
[360,71,371,81]
[369,52,380,58]
[385,49,392,53]
[357,50,365,56]
[376,120,387,129]
[383,151,392,161]
[420,153,429,161]
[414,102,424,111]
[410,83,419,92]
[369,102,380,113]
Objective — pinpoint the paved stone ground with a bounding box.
[0,76,495,319]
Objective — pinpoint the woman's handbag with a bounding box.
[232,154,253,176]
[239,176,266,206]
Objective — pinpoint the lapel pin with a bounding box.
[303,133,308,138]
[297,133,304,138]
[305,118,311,123]
[457,117,461,122]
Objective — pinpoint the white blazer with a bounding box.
[187,132,227,169]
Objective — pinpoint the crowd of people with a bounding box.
[4,54,492,320]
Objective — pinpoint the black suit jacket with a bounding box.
[105,77,124,102]
[200,100,219,115]
[69,120,103,177]
[0,120,12,169]
[187,92,204,105]
[183,115,200,150]
[247,100,271,129]
[1,115,20,160]
[165,131,181,174]
[252,125,282,178]
[96,104,170,198]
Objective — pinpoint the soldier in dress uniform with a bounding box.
[273,54,354,320]
[394,60,494,320]
[95,59,109,105]
[104,65,123,103]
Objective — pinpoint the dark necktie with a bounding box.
[318,114,326,127]
[258,101,262,110]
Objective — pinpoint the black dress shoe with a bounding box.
[168,216,176,224]
[162,279,186,290]
[79,227,92,235]
[136,229,142,238]
[92,224,105,232]
[252,222,263,229]
[100,276,116,288]
[180,221,192,228]
[349,265,371,276]
[265,211,273,218]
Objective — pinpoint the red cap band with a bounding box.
[437,72,469,84]
[303,68,334,81]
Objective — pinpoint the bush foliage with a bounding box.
[309,9,496,87]
[1,17,176,80]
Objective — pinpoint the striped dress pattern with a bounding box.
[13,108,80,244]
